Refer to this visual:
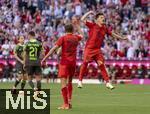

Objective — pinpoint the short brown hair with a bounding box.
[65,24,74,33]
[28,31,35,36]
[19,36,24,39]
[95,12,104,19]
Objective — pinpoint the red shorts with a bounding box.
[58,64,76,78]
[83,49,104,63]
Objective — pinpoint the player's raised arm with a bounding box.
[111,32,128,40]
[72,16,84,38]
[81,11,95,24]
[76,24,84,38]
[42,45,60,63]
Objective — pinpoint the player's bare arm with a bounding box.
[72,16,84,37]
[111,32,128,40]
[56,47,62,57]
[81,11,95,23]
[42,45,60,63]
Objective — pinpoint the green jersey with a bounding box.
[24,39,43,66]
[14,44,24,61]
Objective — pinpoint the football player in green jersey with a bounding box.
[23,31,44,96]
[12,36,27,94]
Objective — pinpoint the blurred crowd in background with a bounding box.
[0,0,149,81]
[0,62,150,82]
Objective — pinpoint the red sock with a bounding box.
[79,62,88,81]
[98,64,109,83]
[67,83,73,100]
[61,87,68,104]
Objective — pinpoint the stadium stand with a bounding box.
[0,0,149,81]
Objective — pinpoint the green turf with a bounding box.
[0,82,150,114]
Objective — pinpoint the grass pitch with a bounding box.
[0,82,150,114]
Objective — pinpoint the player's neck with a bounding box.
[29,37,36,41]
[96,22,103,27]
[66,32,73,35]
[97,23,102,27]
[30,37,35,40]
[19,43,23,45]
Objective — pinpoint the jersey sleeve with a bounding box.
[106,26,112,36]
[41,45,44,51]
[55,37,64,47]
[85,21,95,28]
[38,42,43,51]
[41,44,45,54]
[23,43,28,52]
[14,45,19,54]
[76,35,82,41]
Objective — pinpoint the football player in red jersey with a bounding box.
[77,11,127,89]
[42,23,83,109]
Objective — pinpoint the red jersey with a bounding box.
[56,34,82,65]
[85,21,112,53]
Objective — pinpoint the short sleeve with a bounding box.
[76,35,82,41]
[85,21,95,28]
[23,43,28,52]
[41,45,44,51]
[106,26,112,36]
[55,37,64,46]
[14,45,19,54]
[39,42,43,51]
